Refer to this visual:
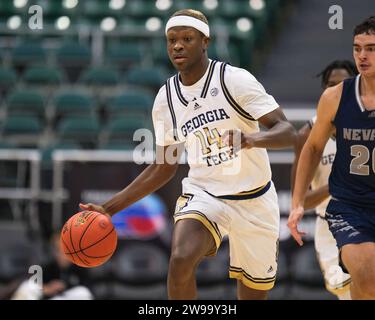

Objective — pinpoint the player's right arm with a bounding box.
[288,83,342,245]
[291,123,330,210]
[80,85,184,217]
[80,144,183,216]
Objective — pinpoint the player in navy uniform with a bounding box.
[289,16,375,299]
[291,60,357,299]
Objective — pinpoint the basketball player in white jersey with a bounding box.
[80,9,296,300]
[291,61,357,299]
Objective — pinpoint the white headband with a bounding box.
[165,16,210,38]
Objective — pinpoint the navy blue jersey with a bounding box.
[329,75,375,208]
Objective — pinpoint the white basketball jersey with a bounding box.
[152,60,279,196]
[310,116,336,215]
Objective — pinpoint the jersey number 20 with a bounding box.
[350,145,375,176]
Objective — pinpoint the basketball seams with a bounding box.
[69,215,90,266]
[78,212,101,252]
[66,227,116,255]
[80,228,116,258]
[61,236,76,264]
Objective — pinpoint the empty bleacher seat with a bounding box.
[105,43,143,69]
[2,114,43,135]
[125,67,167,91]
[6,90,45,119]
[22,66,63,87]
[79,66,120,86]
[56,42,91,82]
[104,116,147,146]
[11,42,47,71]
[105,91,153,119]
[52,91,96,121]
[56,115,100,148]
[0,67,17,97]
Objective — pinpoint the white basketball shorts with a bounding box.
[174,181,280,290]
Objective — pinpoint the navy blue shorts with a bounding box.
[325,199,375,249]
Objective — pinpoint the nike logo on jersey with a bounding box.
[181,108,230,137]
[368,111,375,118]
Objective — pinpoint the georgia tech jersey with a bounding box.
[309,116,336,216]
[152,60,279,196]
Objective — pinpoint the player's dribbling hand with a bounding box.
[79,203,111,219]
[287,205,306,246]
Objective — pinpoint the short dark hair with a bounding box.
[317,60,357,88]
[354,16,375,36]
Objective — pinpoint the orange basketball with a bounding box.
[60,211,117,268]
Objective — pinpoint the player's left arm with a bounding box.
[222,67,296,149]
[243,107,297,149]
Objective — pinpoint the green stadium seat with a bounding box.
[22,66,64,87]
[6,90,45,118]
[52,91,96,121]
[11,43,47,70]
[57,115,100,148]
[56,42,91,82]
[105,43,143,69]
[79,67,120,86]
[2,115,43,136]
[0,68,17,97]
[106,91,153,119]
[105,116,147,144]
[125,67,167,91]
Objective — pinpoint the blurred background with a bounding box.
[0,0,373,300]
